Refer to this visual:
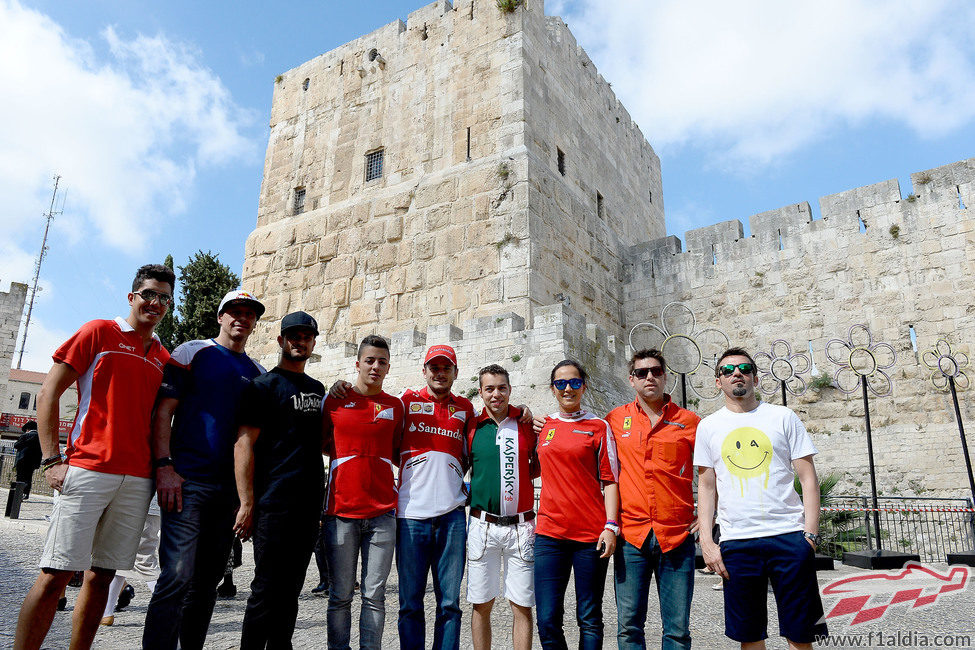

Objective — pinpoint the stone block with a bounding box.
[328,256,356,279]
[416,236,435,260]
[386,215,404,241]
[319,233,339,261]
[302,243,318,266]
[350,277,364,301]
[392,328,426,351]
[349,300,378,325]
[414,178,458,209]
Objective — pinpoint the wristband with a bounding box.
[41,454,65,471]
[153,457,175,469]
[604,522,620,535]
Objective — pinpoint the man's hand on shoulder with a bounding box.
[329,380,352,399]
[532,416,545,435]
[515,404,533,423]
[156,465,185,512]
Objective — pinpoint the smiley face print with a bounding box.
[721,426,773,494]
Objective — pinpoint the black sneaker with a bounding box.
[311,582,329,597]
[57,597,67,611]
[217,582,237,598]
[116,585,134,611]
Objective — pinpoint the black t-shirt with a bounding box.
[238,367,326,512]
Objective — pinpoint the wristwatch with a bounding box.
[153,456,175,469]
[803,531,821,546]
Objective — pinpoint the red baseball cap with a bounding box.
[424,344,457,366]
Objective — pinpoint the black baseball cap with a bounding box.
[281,311,319,336]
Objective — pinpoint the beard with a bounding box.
[732,386,747,397]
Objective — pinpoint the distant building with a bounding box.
[0,368,77,440]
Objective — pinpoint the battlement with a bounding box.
[632,157,974,267]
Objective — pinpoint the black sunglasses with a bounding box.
[630,366,665,379]
[134,289,173,306]
[717,363,755,376]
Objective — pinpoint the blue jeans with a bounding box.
[533,534,610,650]
[143,480,237,650]
[325,512,397,650]
[396,507,466,650]
[614,531,695,650]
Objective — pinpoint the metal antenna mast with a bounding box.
[16,175,62,369]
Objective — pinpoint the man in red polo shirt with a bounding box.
[13,263,175,650]
[605,348,699,650]
[322,334,404,650]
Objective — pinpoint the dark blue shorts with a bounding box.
[720,531,828,643]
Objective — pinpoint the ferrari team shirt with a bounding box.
[606,396,699,553]
[54,317,170,478]
[398,387,474,519]
[535,411,619,543]
[323,390,404,518]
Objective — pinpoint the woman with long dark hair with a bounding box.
[533,359,620,649]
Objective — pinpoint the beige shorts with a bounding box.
[40,465,153,572]
[466,516,536,607]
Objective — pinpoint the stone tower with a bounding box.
[243,0,661,411]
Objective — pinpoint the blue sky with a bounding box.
[2,0,974,371]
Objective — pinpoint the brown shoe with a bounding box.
[100,615,114,626]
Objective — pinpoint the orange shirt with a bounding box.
[605,397,698,553]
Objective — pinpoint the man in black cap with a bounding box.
[233,311,327,649]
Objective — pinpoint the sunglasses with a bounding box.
[631,366,665,379]
[552,378,585,390]
[717,363,755,376]
[134,289,173,306]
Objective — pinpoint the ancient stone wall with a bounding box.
[0,282,28,413]
[624,158,975,497]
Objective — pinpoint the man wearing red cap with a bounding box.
[394,344,475,650]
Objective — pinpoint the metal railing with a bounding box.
[819,495,975,562]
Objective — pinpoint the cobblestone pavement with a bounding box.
[2,491,974,649]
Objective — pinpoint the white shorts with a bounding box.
[466,516,535,607]
[40,466,153,572]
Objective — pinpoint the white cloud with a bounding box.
[11,317,71,374]
[0,0,257,253]
[551,0,975,166]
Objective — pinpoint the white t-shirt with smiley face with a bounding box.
[694,402,818,541]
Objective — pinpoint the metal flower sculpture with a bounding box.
[922,339,970,392]
[628,302,729,403]
[825,324,896,397]
[755,340,811,400]
[922,339,975,510]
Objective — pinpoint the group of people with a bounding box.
[12,262,829,650]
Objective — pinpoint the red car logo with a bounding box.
[822,562,969,625]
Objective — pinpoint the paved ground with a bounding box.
[2,490,974,649]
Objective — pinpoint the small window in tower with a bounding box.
[302,78,310,91]
[369,48,380,62]
[365,149,384,182]
[19,392,31,410]
[596,192,604,219]
[557,148,566,176]
[293,187,306,215]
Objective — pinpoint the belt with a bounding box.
[470,508,535,526]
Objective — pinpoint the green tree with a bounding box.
[172,250,240,346]
[155,254,179,351]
